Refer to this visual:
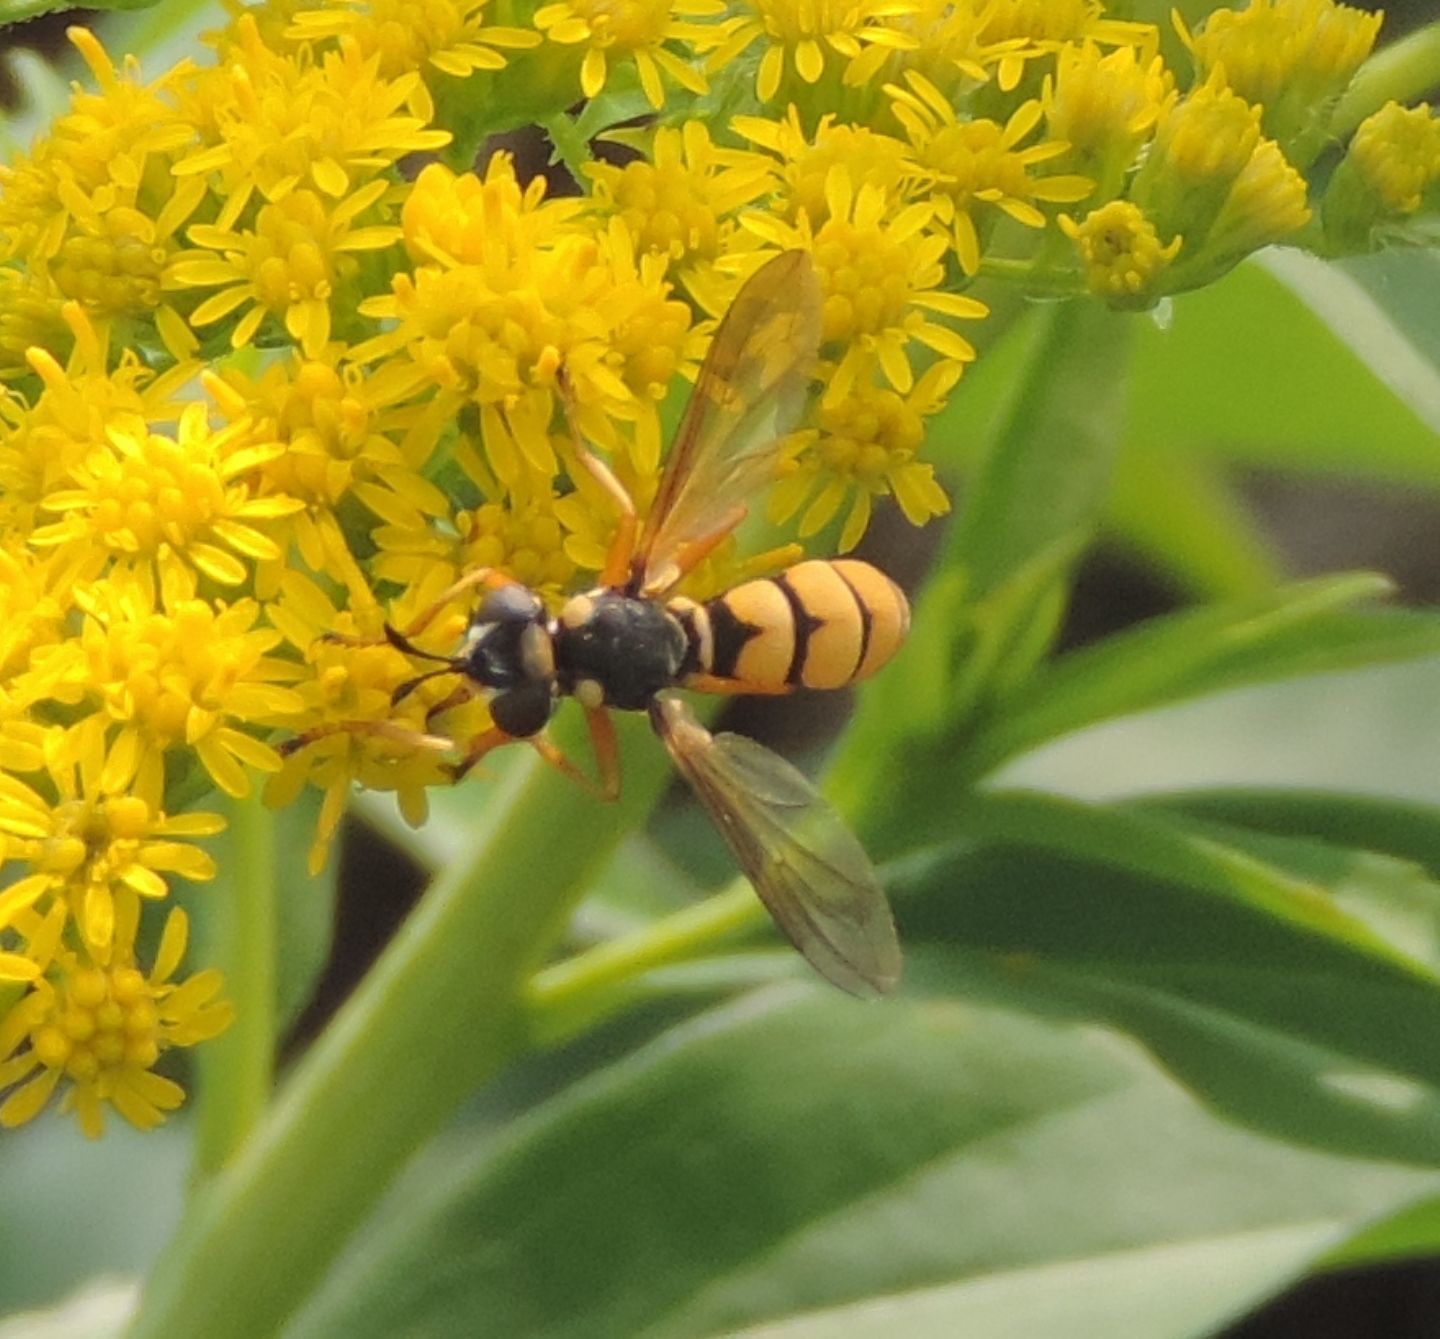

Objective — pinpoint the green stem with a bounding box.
[526,880,761,1045]
[976,256,1085,298]
[1331,22,1440,142]
[193,790,277,1177]
[126,711,670,1339]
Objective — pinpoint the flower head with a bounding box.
[0,904,232,1137]
[1059,199,1181,305]
[534,0,719,108]
[1179,0,1381,163]
[770,359,956,549]
[887,71,1091,273]
[706,0,919,106]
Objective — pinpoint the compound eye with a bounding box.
[475,585,544,626]
[490,681,555,738]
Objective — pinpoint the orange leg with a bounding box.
[448,725,515,782]
[278,720,454,759]
[556,366,638,589]
[583,705,621,802]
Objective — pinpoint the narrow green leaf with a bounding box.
[965,574,1440,779]
[959,790,1438,977]
[281,991,1440,1339]
[891,822,1440,1163]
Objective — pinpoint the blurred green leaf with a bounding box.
[282,990,1440,1339]
[1107,439,1282,598]
[949,299,1131,602]
[1128,255,1440,483]
[964,573,1440,780]
[718,1229,1338,1339]
[1332,1192,1440,1267]
[890,806,1440,1165]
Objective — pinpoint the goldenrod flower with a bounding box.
[1042,41,1173,200]
[1179,0,1381,161]
[887,72,1091,274]
[733,107,918,227]
[1205,137,1311,266]
[1130,67,1263,249]
[0,30,203,348]
[1324,102,1440,249]
[286,0,541,80]
[743,167,984,400]
[0,304,196,539]
[0,270,69,377]
[705,0,920,105]
[0,903,232,1137]
[265,570,472,873]
[1059,199,1181,305]
[533,0,719,108]
[29,400,303,590]
[169,182,401,356]
[842,0,1013,97]
[174,17,451,230]
[587,122,772,294]
[770,359,957,549]
[976,0,1157,92]
[203,357,446,578]
[41,576,302,805]
[0,770,222,957]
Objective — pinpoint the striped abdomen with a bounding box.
[667,559,910,693]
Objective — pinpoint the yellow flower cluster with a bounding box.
[0,0,1415,1135]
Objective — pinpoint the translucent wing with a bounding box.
[638,250,822,596]
[651,697,902,996]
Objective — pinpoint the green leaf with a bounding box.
[1127,257,1440,484]
[1136,793,1440,975]
[889,802,1440,1166]
[719,1229,1339,1339]
[964,573,1440,780]
[281,991,1439,1339]
[1107,439,1282,598]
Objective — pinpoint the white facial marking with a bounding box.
[575,678,604,710]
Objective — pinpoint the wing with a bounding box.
[651,696,902,996]
[638,250,823,597]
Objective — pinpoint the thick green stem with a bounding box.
[126,712,669,1339]
[193,790,277,1177]
[1331,23,1440,142]
[526,880,761,1045]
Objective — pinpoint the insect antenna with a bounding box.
[383,623,456,663]
[391,664,462,706]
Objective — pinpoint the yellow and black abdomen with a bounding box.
[668,559,909,694]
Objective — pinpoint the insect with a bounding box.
[291,250,908,995]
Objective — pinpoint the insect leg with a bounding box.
[583,705,621,802]
[556,367,638,588]
[278,720,454,759]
